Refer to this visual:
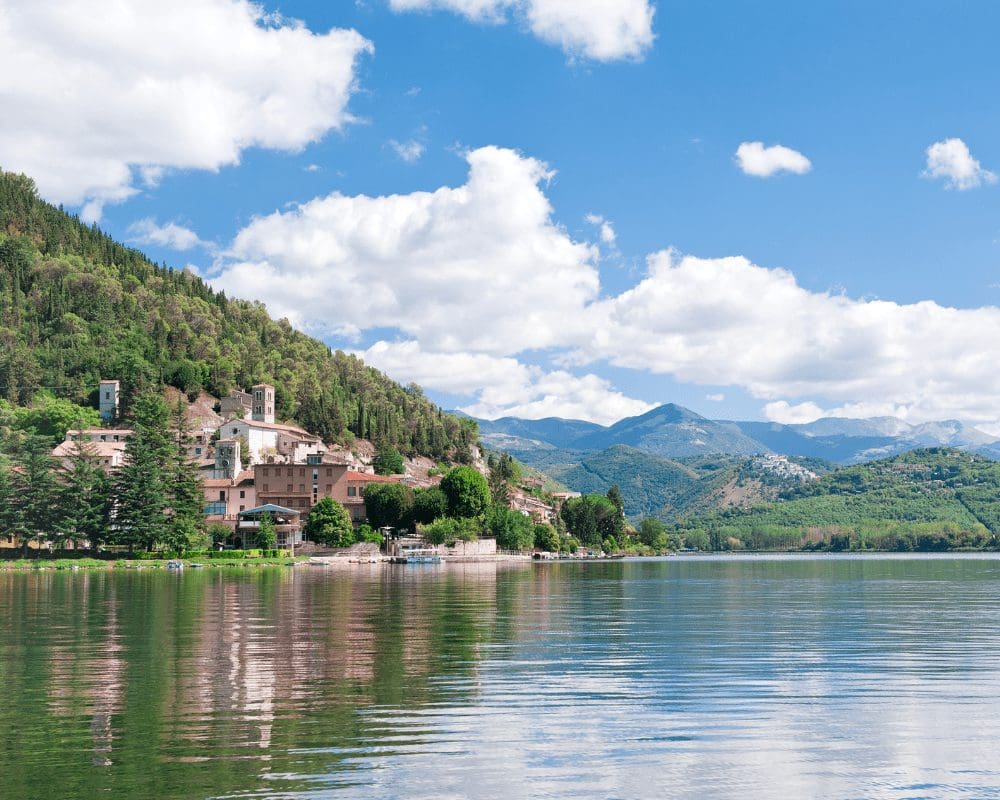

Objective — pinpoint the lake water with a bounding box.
[3,555,1000,799]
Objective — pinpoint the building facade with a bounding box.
[253,461,398,523]
[99,380,120,422]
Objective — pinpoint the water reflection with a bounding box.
[3,556,1000,799]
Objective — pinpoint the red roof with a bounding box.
[346,471,399,483]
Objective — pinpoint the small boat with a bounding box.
[165,560,184,571]
[392,547,442,564]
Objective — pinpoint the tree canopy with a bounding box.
[441,466,491,519]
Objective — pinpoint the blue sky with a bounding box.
[3,1,1000,428]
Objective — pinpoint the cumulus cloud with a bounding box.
[585,213,616,245]
[358,341,654,425]
[127,218,206,251]
[388,0,655,61]
[735,141,812,177]
[212,146,602,354]
[213,144,1000,427]
[922,138,997,190]
[583,250,1000,425]
[388,139,426,163]
[0,0,372,217]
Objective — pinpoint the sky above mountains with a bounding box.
[2,1,999,429]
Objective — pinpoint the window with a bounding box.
[286,484,293,492]
[195,447,202,455]
[347,486,357,497]
[263,484,269,492]
[286,468,294,477]
[219,491,226,501]
[299,468,305,478]
[239,505,245,512]
[325,484,332,493]
[299,484,305,493]
[232,428,238,436]
[239,490,245,499]
[326,468,332,477]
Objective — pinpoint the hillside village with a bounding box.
[44,378,568,554]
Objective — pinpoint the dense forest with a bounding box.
[670,448,1000,552]
[0,170,476,460]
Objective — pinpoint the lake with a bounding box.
[3,554,1000,799]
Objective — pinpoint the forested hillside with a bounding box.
[0,170,476,460]
[672,448,1000,551]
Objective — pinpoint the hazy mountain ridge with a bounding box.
[474,404,998,466]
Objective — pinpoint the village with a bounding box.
[46,379,580,560]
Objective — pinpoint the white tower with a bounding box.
[99,380,120,422]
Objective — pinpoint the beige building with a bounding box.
[52,429,133,472]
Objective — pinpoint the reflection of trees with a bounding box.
[0,563,532,799]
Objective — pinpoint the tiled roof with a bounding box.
[220,419,319,439]
[346,471,399,483]
[52,440,126,458]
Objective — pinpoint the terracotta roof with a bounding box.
[202,478,233,487]
[219,419,319,439]
[52,440,126,458]
[346,471,399,483]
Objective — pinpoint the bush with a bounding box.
[422,516,480,546]
[484,504,534,551]
[533,523,560,552]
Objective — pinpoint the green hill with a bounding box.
[673,448,1000,551]
[517,443,828,521]
[0,170,476,460]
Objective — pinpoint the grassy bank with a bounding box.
[0,555,311,571]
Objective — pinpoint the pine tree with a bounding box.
[164,398,205,551]
[54,441,110,551]
[112,392,171,553]
[9,435,58,555]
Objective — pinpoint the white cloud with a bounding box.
[388,0,655,61]
[358,340,653,425]
[922,138,997,190]
[304,164,322,173]
[585,213,616,245]
[583,250,1000,426]
[0,0,372,217]
[706,393,725,403]
[764,401,827,425]
[388,139,426,163]
[214,144,1000,427]
[127,218,206,251]
[211,146,602,354]
[735,141,812,177]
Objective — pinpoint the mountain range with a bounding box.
[474,404,1000,465]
